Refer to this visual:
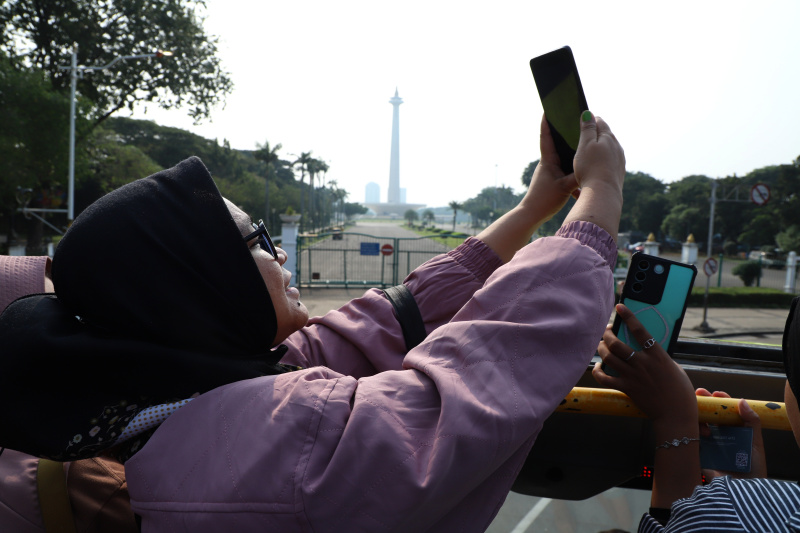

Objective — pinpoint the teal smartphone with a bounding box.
[602,253,697,375]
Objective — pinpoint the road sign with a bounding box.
[360,242,379,256]
[703,257,718,277]
[381,243,394,256]
[750,183,770,206]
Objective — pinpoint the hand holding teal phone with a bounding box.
[602,253,697,375]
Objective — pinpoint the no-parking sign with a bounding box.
[750,183,770,206]
[703,257,718,277]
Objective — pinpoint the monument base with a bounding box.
[364,202,426,217]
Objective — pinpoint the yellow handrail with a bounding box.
[556,387,791,431]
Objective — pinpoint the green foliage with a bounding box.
[520,160,539,187]
[404,209,419,225]
[1,0,233,124]
[461,185,520,229]
[688,286,794,308]
[342,202,366,220]
[660,175,713,242]
[739,212,781,249]
[665,175,712,207]
[76,127,162,212]
[723,240,738,257]
[777,225,800,254]
[661,204,705,242]
[448,200,461,231]
[620,172,667,234]
[0,55,75,237]
[732,261,762,287]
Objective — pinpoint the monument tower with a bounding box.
[363,88,423,216]
[388,88,403,204]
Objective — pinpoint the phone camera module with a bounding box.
[654,264,665,275]
[638,260,650,271]
[635,271,647,282]
[631,282,644,293]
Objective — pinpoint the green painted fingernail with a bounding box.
[582,110,593,122]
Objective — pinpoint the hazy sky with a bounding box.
[132,1,800,208]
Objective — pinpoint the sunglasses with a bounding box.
[243,220,278,259]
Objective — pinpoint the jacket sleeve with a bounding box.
[280,237,503,378]
[126,221,616,533]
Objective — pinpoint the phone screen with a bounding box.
[529,46,588,175]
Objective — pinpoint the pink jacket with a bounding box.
[126,221,617,532]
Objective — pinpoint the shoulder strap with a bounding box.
[37,459,77,533]
[382,284,427,352]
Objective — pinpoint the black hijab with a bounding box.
[0,157,287,460]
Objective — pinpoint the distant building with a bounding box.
[400,188,407,204]
[366,182,380,203]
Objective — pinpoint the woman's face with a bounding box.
[225,199,309,346]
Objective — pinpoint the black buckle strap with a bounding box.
[382,284,427,352]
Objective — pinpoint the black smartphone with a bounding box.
[529,46,588,175]
[602,253,698,376]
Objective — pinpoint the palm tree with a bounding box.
[292,151,313,232]
[307,158,329,232]
[404,209,419,226]
[448,201,462,231]
[331,185,348,225]
[423,209,435,227]
[254,140,282,229]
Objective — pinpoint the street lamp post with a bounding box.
[57,44,172,222]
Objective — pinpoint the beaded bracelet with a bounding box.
[655,437,700,451]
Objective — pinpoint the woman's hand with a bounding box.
[592,304,696,426]
[516,115,581,225]
[476,114,581,262]
[696,388,767,480]
[594,303,702,509]
[561,112,625,242]
[573,111,626,193]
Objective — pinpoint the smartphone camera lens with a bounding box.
[638,260,650,271]
[631,282,644,293]
[635,271,646,282]
[654,264,665,275]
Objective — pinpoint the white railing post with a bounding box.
[785,251,797,293]
[280,214,301,287]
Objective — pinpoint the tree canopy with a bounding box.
[0,0,232,125]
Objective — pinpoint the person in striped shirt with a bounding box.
[594,298,800,532]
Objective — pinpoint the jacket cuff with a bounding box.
[556,221,617,267]
[447,237,504,285]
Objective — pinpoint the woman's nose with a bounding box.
[276,247,288,266]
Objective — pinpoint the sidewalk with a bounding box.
[682,306,789,345]
[297,288,791,346]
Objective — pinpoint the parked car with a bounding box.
[661,237,683,251]
[747,250,785,269]
[627,241,645,252]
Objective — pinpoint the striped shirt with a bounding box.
[639,477,800,532]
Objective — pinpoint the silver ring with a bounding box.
[625,351,635,362]
[643,338,657,349]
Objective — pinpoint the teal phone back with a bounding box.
[616,257,697,353]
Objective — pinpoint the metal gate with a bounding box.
[297,231,452,288]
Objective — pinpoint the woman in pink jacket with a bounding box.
[125,112,624,531]
[0,111,624,531]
